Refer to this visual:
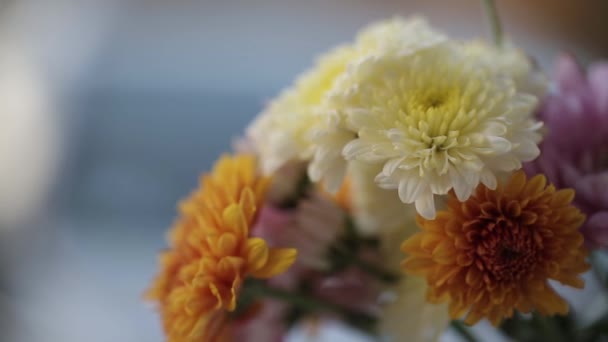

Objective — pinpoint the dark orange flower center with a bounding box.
[475,219,539,283]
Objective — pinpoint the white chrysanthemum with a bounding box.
[464,40,548,98]
[356,16,447,56]
[247,45,356,174]
[308,18,447,191]
[326,44,541,219]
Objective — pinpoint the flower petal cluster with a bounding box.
[316,42,541,219]
[307,18,448,192]
[402,171,589,325]
[248,17,446,177]
[524,55,608,248]
[247,46,356,174]
[146,155,297,341]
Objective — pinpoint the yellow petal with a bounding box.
[217,256,245,279]
[208,283,224,310]
[222,204,247,237]
[551,188,575,207]
[244,237,270,273]
[239,187,257,223]
[216,232,237,256]
[522,173,546,198]
[251,248,297,278]
[228,274,242,311]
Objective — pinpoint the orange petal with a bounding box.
[401,234,424,253]
[504,170,526,198]
[402,257,436,274]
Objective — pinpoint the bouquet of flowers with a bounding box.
[146,2,608,341]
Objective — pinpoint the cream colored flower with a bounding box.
[250,17,446,177]
[247,46,356,174]
[464,40,548,98]
[323,43,541,219]
[308,18,447,191]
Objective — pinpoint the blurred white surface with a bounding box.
[0,42,57,229]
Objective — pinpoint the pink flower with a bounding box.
[253,193,346,270]
[252,191,382,331]
[231,300,289,342]
[525,54,608,248]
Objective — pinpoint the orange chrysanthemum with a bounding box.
[146,154,297,342]
[402,171,590,325]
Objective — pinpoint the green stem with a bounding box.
[481,0,503,46]
[245,280,377,331]
[248,280,339,313]
[331,217,399,284]
[532,313,567,342]
[451,321,478,342]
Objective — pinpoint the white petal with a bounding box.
[449,167,473,201]
[320,160,347,193]
[486,155,521,171]
[415,192,436,220]
[514,139,541,161]
[479,168,497,190]
[375,171,400,189]
[486,136,512,154]
[347,108,377,129]
[398,179,424,204]
[481,121,507,136]
[383,157,406,176]
[429,173,452,194]
[343,139,370,159]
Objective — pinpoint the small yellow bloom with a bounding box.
[147,155,297,341]
[247,46,356,174]
[402,171,589,325]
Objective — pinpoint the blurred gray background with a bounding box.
[0,0,607,341]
